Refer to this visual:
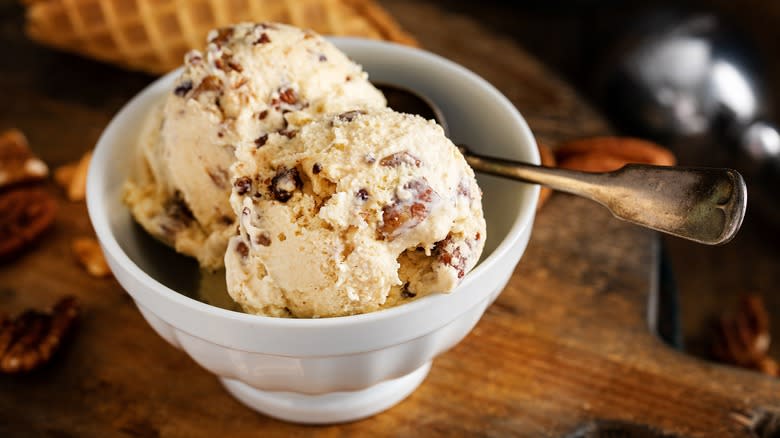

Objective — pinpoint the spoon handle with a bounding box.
[460,147,747,245]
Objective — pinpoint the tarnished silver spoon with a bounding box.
[378,84,747,245]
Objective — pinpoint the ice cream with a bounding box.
[225,108,486,318]
[124,22,386,270]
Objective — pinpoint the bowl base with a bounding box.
[220,361,431,424]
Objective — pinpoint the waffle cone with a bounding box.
[25,0,418,74]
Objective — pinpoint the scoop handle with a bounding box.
[460,147,747,245]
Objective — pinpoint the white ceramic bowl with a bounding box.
[87,38,539,424]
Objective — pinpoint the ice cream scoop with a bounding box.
[225,108,485,318]
[124,23,386,270]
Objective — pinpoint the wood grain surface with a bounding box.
[1,1,778,436]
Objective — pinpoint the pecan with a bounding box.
[255,33,271,44]
[378,178,439,240]
[255,134,269,148]
[336,110,366,122]
[278,129,297,139]
[255,233,271,247]
[278,88,298,105]
[713,294,778,377]
[379,151,422,168]
[173,80,193,97]
[191,76,222,98]
[215,54,243,73]
[236,241,249,258]
[0,129,49,189]
[555,136,676,172]
[72,237,111,277]
[269,167,302,202]
[435,234,469,279]
[54,150,91,201]
[233,176,252,195]
[209,27,234,47]
[536,142,555,211]
[0,296,79,374]
[0,188,56,260]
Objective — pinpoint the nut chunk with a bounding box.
[0,188,56,260]
[713,294,778,376]
[379,178,440,241]
[0,129,49,189]
[268,167,302,202]
[0,296,80,374]
[72,237,112,277]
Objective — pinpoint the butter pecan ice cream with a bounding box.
[124,22,385,269]
[225,108,486,317]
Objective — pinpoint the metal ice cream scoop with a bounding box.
[378,84,747,245]
[594,12,780,224]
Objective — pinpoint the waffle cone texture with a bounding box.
[25,0,417,74]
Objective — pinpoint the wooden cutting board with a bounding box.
[1,1,778,436]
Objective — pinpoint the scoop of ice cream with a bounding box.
[225,108,486,318]
[124,22,386,270]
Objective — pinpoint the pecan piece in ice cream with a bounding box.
[378,178,440,241]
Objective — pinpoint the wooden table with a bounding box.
[1,1,778,436]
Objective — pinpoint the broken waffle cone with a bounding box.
[25,0,417,75]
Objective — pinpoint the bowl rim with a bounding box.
[86,37,539,329]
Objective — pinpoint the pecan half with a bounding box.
[0,188,56,260]
[0,129,49,189]
[0,296,79,374]
[378,178,439,240]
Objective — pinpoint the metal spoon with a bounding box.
[377,84,747,245]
